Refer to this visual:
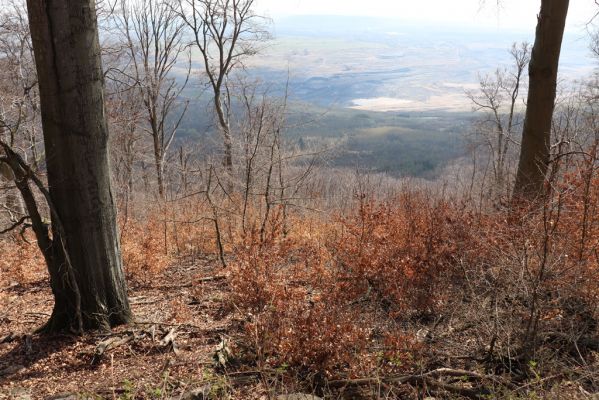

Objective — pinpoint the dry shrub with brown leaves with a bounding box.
[228,192,467,377]
[230,227,371,376]
[228,158,599,385]
[120,214,172,283]
[331,191,471,315]
[443,152,599,383]
[118,200,222,283]
[0,233,45,286]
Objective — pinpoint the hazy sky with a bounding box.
[256,0,598,32]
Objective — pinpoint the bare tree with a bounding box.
[114,0,190,198]
[514,0,570,199]
[105,77,144,225]
[0,0,40,225]
[0,1,40,156]
[176,0,269,170]
[233,79,287,238]
[467,42,530,198]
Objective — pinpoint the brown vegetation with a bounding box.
[2,147,598,397]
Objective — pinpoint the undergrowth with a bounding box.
[1,156,597,398]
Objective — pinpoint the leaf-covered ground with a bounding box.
[2,255,597,400]
[0,257,258,399]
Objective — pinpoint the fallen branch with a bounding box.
[0,332,17,344]
[154,283,193,290]
[134,320,203,331]
[93,334,134,361]
[0,282,19,292]
[426,368,517,389]
[159,328,180,355]
[153,275,226,291]
[328,367,516,399]
[196,275,227,283]
[129,298,160,305]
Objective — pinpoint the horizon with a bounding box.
[256,0,598,33]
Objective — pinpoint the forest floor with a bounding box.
[1,255,597,400]
[0,256,272,400]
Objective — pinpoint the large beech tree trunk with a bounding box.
[25,0,132,332]
[513,0,569,199]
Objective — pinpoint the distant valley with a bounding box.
[179,16,597,178]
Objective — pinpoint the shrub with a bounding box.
[229,191,470,377]
[0,233,45,285]
[120,214,172,283]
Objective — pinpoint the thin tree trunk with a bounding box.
[214,92,233,170]
[26,0,132,332]
[513,0,569,199]
[152,133,165,198]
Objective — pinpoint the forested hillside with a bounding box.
[1,0,598,399]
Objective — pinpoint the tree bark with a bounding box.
[214,91,233,171]
[25,0,132,332]
[513,0,569,199]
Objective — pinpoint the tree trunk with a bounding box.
[214,91,233,171]
[513,0,569,199]
[152,131,165,199]
[26,0,132,332]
